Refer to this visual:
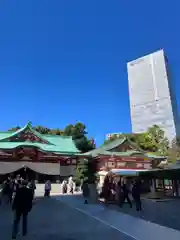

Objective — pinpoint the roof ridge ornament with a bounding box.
[27,121,32,128]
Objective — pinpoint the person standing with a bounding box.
[62,180,67,194]
[12,180,33,239]
[82,180,89,204]
[132,179,142,211]
[68,177,75,194]
[44,180,51,197]
[28,180,36,199]
[12,179,21,202]
[1,180,9,206]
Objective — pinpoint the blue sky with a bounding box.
[0,1,179,146]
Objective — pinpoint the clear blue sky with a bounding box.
[0,1,179,146]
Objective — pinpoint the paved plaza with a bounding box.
[36,184,180,231]
[0,195,133,240]
[109,198,180,231]
[1,186,180,240]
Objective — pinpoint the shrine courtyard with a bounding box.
[1,189,180,240]
[1,196,133,240]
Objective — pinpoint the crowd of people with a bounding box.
[100,175,142,211]
[0,176,52,239]
[0,173,143,238]
[61,176,76,194]
[0,175,36,207]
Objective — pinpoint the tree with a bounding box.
[49,128,64,135]
[34,126,50,134]
[63,124,73,136]
[102,125,169,155]
[73,158,89,185]
[74,156,98,185]
[72,122,87,138]
[146,125,169,155]
[65,122,95,152]
[8,126,21,131]
[167,137,180,163]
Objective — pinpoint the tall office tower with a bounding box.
[127,49,179,143]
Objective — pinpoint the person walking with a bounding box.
[12,180,34,239]
[119,180,132,208]
[132,179,142,211]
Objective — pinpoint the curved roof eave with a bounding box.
[0,122,53,145]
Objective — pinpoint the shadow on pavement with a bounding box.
[50,192,180,232]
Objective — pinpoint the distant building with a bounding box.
[106,133,122,140]
[127,49,180,143]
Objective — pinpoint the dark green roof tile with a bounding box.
[0,122,80,154]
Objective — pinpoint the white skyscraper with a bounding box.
[127,49,179,143]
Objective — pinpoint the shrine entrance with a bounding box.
[13,167,36,181]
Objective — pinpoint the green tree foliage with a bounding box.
[74,157,97,184]
[145,125,169,155]
[63,124,74,136]
[103,125,169,156]
[167,137,180,163]
[8,126,21,131]
[73,158,88,185]
[64,122,95,152]
[34,125,50,134]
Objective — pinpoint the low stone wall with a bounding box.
[36,184,62,194]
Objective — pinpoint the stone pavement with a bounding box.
[107,197,180,231]
[38,184,180,231]
[54,194,180,240]
[0,195,133,240]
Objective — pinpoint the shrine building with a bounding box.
[0,122,165,183]
[0,122,84,182]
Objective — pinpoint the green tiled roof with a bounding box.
[0,132,14,140]
[100,137,126,151]
[0,122,80,154]
[83,137,165,159]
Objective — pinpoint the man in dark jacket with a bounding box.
[132,179,142,211]
[119,182,132,208]
[28,180,36,199]
[82,180,89,204]
[12,180,33,239]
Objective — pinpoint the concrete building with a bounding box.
[127,49,179,143]
[106,133,122,140]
